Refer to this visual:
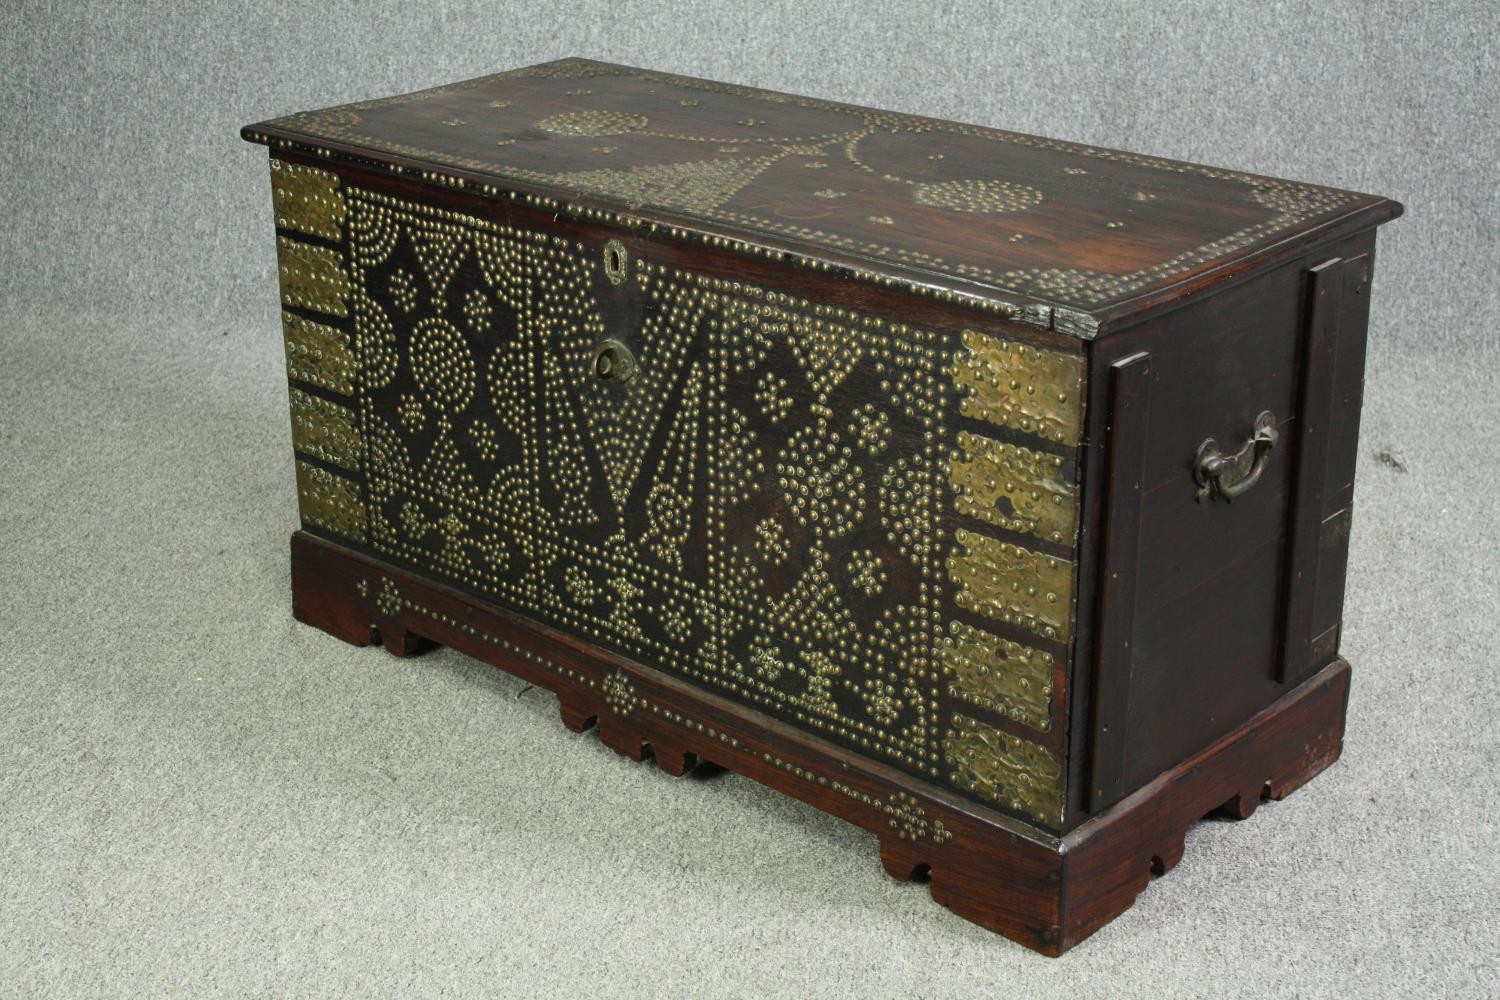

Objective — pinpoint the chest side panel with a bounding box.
[267,157,1086,831]
[1070,230,1380,819]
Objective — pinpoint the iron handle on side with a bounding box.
[1194,411,1279,502]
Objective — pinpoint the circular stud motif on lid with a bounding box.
[912,179,1044,214]
[535,110,649,136]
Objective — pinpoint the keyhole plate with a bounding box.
[591,339,637,383]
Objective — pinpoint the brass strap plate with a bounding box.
[277,236,349,317]
[951,330,1084,444]
[948,528,1073,643]
[270,159,346,241]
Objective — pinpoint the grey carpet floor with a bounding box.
[1,295,1495,998]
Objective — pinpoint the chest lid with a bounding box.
[242,58,1401,338]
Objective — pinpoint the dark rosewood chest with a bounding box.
[242,58,1402,954]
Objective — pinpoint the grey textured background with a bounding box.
[2,1,1497,997]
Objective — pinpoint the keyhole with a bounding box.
[594,349,615,379]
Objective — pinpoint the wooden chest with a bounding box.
[242,58,1402,954]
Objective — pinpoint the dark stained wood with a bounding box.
[1306,245,1377,663]
[1279,255,1361,683]
[1058,654,1350,950]
[290,529,1351,956]
[1066,228,1381,811]
[1086,352,1152,812]
[244,58,1401,336]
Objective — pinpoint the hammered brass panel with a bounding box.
[282,312,355,395]
[294,459,365,541]
[949,528,1072,642]
[289,387,361,471]
[952,330,1083,444]
[277,236,349,317]
[940,620,1053,732]
[943,712,1062,827]
[949,430,1077,545]
[270,159,346,240]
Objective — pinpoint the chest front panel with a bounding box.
[272,160,1086,830]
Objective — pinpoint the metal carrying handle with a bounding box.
[1194,411,1279,502]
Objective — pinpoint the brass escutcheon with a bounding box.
[591,338,637,383]
[603,238,628,285]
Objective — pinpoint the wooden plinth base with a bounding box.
[290,531,1351,955]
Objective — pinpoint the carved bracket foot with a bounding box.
[286,531,1352,957]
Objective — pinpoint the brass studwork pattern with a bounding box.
[289,387,362,471]
[409,317,476,412]
[340,186,950,782]
[269,158,346,240]
[252,58,1364,318]
[357,581,745,758]
[294,460,365,541]
[370,578,596,690]
[952,330,1083,444]
[548,156,781,215]
[833,783,954,844]
[949,430,1077,545]
[884,790,953,844]
[378,578,403,617]
[603,669,640,715]
[940,620,1053,732]
[948,528,1072,642]
[276,236,349,317]
[943,712,1062,826]
[282,311,355,395]
[361,572,965,841]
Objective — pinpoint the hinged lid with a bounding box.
[243,58,1401,338]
